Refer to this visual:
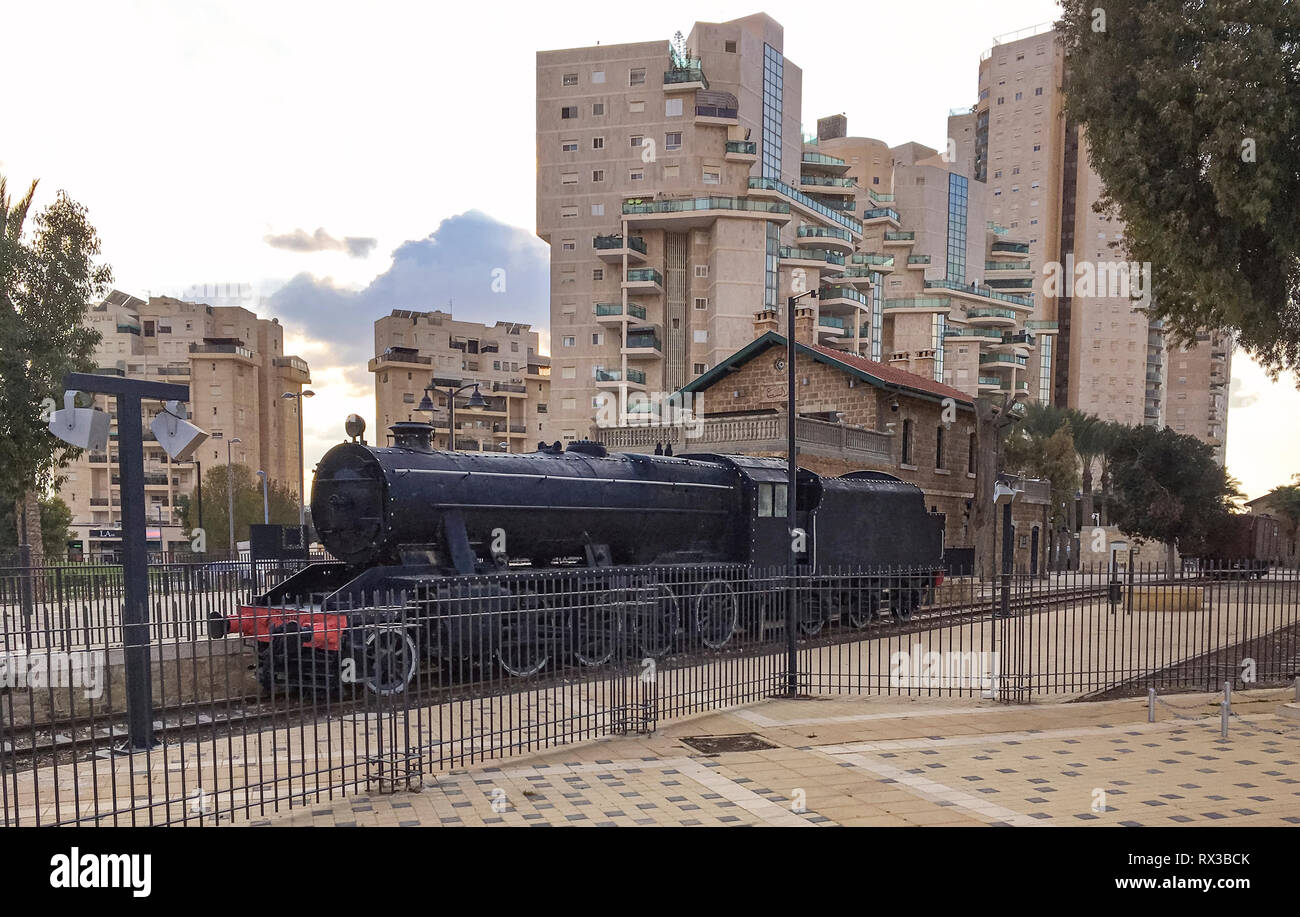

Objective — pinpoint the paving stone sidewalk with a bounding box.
[252,689,1300,827]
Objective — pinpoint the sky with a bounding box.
[5,0,1297,499]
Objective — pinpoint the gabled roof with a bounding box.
[681,331,974,409]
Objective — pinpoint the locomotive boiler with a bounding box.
[212,420,945,694]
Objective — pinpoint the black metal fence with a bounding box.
[2,559,1297,826]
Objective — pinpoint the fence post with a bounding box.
[1148,687,1156,723]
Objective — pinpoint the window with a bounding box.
[591,203,604,216]
[402,392,415,404]
[703,169,720,185]
[902,419,914,465]
[665,131,682,150]
[695,265,709,278]
[591,332,603,345]
[560,171,578,185]
[591,103,604,116]
[560,206,577,219]
[592,268,603,281]
[1034,87,1043,96]
[935,426,946,470]
[756,482,787,517]
[873,176,879,185]
[725,40,737,53]
[629,100,645,113]
[693,362,707,374]
[561,239,575,251]
[997,97,1004,105]
[693,329,708,343]
[629,68,646,86]
[562,73,578,86]
[694,297,708,310]
[968,432,977,474]
[561,106,577,119]
[630,135,643,147]
[629,169,644,181]
[1033,144,1041,152]
[993,170,1002,179]
[591,70,605,84]
[1014,91,1023,101]
[561,366,576,380]
[561,139,578,152]
[562,336,575,347]
[592,137,604,150]
[665,98,682,117]
[592,170,604,182]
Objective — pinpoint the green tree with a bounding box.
[1057,1,1300,377]
[0,494,74,560]
[1106,425,1238,569]
[178,463,300,553]
[0,175,110,558]
[1259,475,1300,545]
[1003,423,1082,533]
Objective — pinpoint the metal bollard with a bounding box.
[1221,697,1229,738]
[1148,687,1156,723]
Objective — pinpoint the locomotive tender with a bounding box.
[213,420,944,693]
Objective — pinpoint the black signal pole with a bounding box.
[785,288,817,696]
[65,372,189,750]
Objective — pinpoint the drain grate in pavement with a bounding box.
[681,733,779,755]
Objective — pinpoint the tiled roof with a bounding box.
[805,341,974,405]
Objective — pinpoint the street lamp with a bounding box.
[226,437,242,558]
[256,470,269,524]
[417,382,486,451]
[281,389,315,526]
[784,288,817,696]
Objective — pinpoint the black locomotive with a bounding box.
[213,421,944,693]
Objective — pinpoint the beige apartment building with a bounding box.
[61,290,312,559]
[369,310,550,451]
[953,23,1230,456]
[537,13,1048,442]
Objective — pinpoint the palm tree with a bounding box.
[1094,420,1126,524]
[1066,409,1106,529]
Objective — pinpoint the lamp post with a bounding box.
[417,382,486,451]
[281,389,315,526]
[226,437,242,558]
[256,470,269,524]
[784,288,817,696]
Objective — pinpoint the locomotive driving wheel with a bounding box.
[496,603,550,678]
[574,593,621,666]
[797,589,826,636]
[633,583,680,657]
[845,588,881,629]
[358,626,419,696]
[695,579,739,650]
[890,587,922,622]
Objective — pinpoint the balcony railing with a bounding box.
[375,347,432,365]
[801,152,847,168]
[925,278,1032,306]
[800,175,855,188]
[884,297,952,310]
[189,343,253,359]
[748,177,863,233]
[978,376,1003,387]
[664,66,708,88]
[623,196,790,217]
[273,355,310,374]
[861,207,900,222]
[850,253,894,267]
[908,254,931,264]
[625,268,664,286]
[819,286,870,306]
[980,353,1028,367]
[625,333,663,352]
[868,189,895,203]
[984,260,1031,271]
[817,314,847,331]
[595,368,647,384]
[1025,320,1059,330]
[797,225,853,243]
[595,302,648,320]
[593,234,648,254]
[725,140,757,155]
[695,104,738,119]
[968,307,1019,321]
[991,241,1030,254]
[779,246,845,265]
[884,231,916,241]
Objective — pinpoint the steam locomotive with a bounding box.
[211,419,944,693]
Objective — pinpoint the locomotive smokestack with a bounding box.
[388,420,435,451]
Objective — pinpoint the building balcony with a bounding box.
[189,342,254,361]
[695,103,738,124]
[595,302,648,325]
[883,296,954,314]
[725,140,757,162]
[663,65,708,92]
[850,252,895,271]
[747,177,862,235]
[907,254,931,268]
[622,330,663,361]
[369,347,432,371]
[883,231,916,245]
[595,368,648,389]
[798,174,856,196]
[1024,320,1059,334]
[979,352,1028,369]
[868,189,895,204]
[622,195,790,230]
[779,246,846,269]
[593,234,648,264]
[966,307,1018,327]
[925,278,1033,311]
[800,152,851,175]
[990,240,1030,255]
[816,314,850,337]
[860,207,901,226]
[818,286,871,310]
[489,381,528,397]
[839,268,879,285]
[984,260,1032,273]
[978,376,1005,391]
[943,327,1004,343]
[796,224,855,254]
[622,268,664,293]
[273,355,311,383]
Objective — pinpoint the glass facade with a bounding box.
[870,272,883,362]
[762,43,784,311]
[1038,334,1053,403]
[931,312,946,382]
[946,173,969,284]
